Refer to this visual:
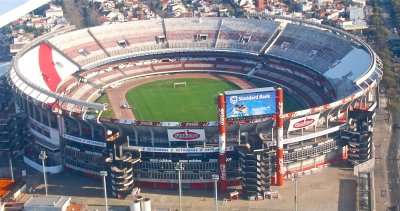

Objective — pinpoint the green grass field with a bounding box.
[94,94,116,118]
[126,78,240,121]
[95,77,305,120]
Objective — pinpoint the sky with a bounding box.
[0,0,51,28]
[0,0,29,16]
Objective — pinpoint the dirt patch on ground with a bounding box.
[106,73,256,120]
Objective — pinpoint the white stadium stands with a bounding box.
[7,17,383,193]
[266,24,356,73]
[217,18,279,52]
[10,16,381,119]
[164,17,221,49]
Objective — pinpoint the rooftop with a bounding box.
[24,196,71,207]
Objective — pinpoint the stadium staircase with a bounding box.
[86,77,107,90]
[214,18,223,48]
[247,63,262,76]
[116,64,128,77]
[105,143,140,198]
[264,22,288,54]
[161,19,169,48]
[341,108,375,166]
[87,29,111,57]
[214,18,224,48]
[238,135,271,200]
[44,40,82,69]
[239,147,271,200]
[259,22,283,55]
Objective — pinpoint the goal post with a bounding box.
[173,82,187,87]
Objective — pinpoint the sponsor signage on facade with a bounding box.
[63,134,106,147]
[167,129,205,142]
[283,123,347,145]
[225,87,276,118]
[149,159,202,163]
[265,124,346,147]
[126,146,235,153]
[288,113,320,132]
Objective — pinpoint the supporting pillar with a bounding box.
[90,124,95,141]
[33,103,38,120]
[132,126,139,146]
[237,126,241,146]
[39,108,44,124]
[47,111,52,128]
[275,88,284,186]
[25,99,31,117]
[77,120,83,137]
[150,127,154,147]
[217,93,227,193]
[376,85,380,108]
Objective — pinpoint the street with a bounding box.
[388,111,400,208]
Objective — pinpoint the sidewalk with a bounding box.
[374,95,392,211]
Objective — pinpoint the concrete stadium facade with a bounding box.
[8,16,382,197]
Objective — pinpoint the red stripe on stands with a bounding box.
[39,44,61,92]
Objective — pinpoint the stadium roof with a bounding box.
[24,196,71,208]
[0,0,51,28]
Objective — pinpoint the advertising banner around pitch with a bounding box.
[288,113,320,132]
[168,129,206,142]
[225,88,276,118]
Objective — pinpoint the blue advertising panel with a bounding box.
[225,88,276,118]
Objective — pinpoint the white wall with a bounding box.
[23,156,62,174]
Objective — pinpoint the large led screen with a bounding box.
[225,88,276,118]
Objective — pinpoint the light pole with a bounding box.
[294,172,300,211]
[9,152,14,182]
[100,171,108,211]
[212,174,219,211]
[39,151,48,196]
[175,162,184,211]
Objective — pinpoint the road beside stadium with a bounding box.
[16,162,356,211]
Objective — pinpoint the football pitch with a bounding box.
[126,78,240,122]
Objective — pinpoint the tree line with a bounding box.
[364,0,399,110]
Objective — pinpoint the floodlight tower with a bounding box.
[275,88,284,186]
[217,93,228,193]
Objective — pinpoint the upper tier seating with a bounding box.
[164,18,221,49]
[266,24,353,73]
[49,20,164,66]
[216,18,279,53]
[48,18,280,67]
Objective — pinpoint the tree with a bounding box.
[387,100,399,111]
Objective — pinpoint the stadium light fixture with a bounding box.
[38,151,48,196]
[294,172,300,211]
[100,171,109,211]
[212,174,219,211]
[9,151,14,182]
[175,162,184,211]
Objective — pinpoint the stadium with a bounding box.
[8,16,382,198]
